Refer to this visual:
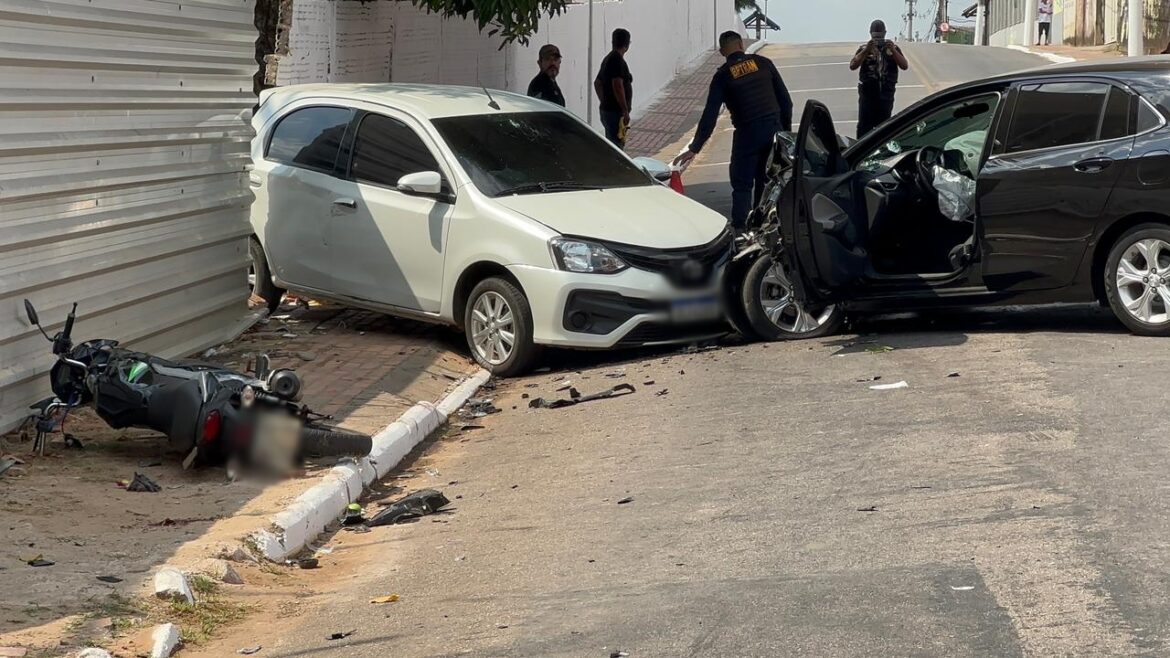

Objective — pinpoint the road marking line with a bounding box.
[789,84,926,93]
[778,61,852,68]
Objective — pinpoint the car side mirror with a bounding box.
[397,171,443,196]
[632,156,672,182]
[23,299,39,326]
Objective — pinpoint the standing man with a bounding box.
[673,31,793,231]
[1037,0,1054,45]
[527,44,565,107]
[594,28,633,149]
[850,19,909,138]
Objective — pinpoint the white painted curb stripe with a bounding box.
[1006,44,1077,64]
[250,368,491,562]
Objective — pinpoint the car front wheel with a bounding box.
[1104,224,1170,336]
[464,277,540,377]
[741,253,844,341]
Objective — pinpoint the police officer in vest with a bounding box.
[674,31,793,231]
[850,19,909,138]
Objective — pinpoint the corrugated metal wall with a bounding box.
[0,0,257,432]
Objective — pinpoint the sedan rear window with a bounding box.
[431,112,652,197]
[1006,82,1109,153]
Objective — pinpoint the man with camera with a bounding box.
[850,19,909,138]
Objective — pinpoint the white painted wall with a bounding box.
[270,0,741,127]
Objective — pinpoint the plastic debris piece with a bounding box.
[327,630,355,641]
[369,594,400,604]
[865,345,895,354]
[127,472,161,493]
[617,497,634,505]
[948,372,961,378]
[857,506,879,512]
[237,646,262,655]
[528,384,636,410]
[367,489,450,527]
[950,585,975,591]
[96,575,123,583]
[297,558,319,569]
[870,381,908,391]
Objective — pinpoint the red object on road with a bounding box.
[669,169,685,194]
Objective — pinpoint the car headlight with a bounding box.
[549,238,628,274]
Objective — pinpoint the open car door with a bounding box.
[780,101,870,303]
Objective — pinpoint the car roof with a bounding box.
[259,83,559,120]
[962,56,1170,89]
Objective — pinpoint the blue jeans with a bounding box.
[600,111,625,149]
[729,113,782,229]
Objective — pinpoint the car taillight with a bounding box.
[201,410,222,444]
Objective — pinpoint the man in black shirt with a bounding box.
[850,19,909,138]
[674,31,793,230]
[594,28,633,149]
[527,44,565,107]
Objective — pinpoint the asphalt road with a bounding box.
[196,45,1170,658]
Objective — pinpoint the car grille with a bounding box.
[599,228,733,289]
[615,321,730,347]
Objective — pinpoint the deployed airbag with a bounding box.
[933,166,976,223]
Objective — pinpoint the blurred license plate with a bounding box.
[670,295,721,323]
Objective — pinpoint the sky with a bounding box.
[746,0,954,44]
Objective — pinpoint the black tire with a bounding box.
[299,425,373,458]
[723,254,763,340]
[463,277,540,377]
[741,253,845,341]
[1103,223,1170,337]
[249,238,285,315]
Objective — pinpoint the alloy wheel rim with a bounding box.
[759,262,836,334]
[1116,238,1170,325]
[470,291,516,365]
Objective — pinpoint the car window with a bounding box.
[1005,82,1108,153]
[801,108,836,176]
[1099,86,1134,141]
[350,114,447,191]
[267,106,353,173]
[1138,98,1162,133]
[859,93,1000,175]
[431,112,651,197]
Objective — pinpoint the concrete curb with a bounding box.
[249,368,491,562]
[1006,44,1077,64]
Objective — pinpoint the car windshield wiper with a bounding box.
[495,181,603,196]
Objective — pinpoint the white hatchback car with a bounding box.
[248,84,732,375]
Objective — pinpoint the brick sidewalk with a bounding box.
[627,49,723,158]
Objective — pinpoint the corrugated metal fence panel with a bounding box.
[0,0,257,432]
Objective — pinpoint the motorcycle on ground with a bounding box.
[20,299,372,471]
[722,132,849,342]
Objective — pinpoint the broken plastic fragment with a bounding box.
[369,594,400,604]
[367,489,450,527]
[869,381,908,391]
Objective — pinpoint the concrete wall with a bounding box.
[266,0,741,127]
[989,0,1066,45]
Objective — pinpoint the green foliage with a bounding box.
[404,0,570,44]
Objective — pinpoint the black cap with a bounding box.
[870,19,887,35]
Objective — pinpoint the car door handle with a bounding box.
[1074,157,1114,173]
[332,198,357,209]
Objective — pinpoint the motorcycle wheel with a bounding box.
[741,253,844,341]
[300,425,373,458]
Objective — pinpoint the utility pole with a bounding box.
[1024,0,1038,45]
[975,0,987,46]
[937,0,948,42]
[586,0,594,125]
[906,0,916,42]
[1128,0,1144,56]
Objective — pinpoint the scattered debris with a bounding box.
[455,555,467,562]
[459,424,485,432]
[655,389,669,397]
[367,489,451,527]
[556,381,574,392]
[343,502,365,526]
[617,497,634,505]
[568,387,582,399]
[150,516,220,527]
[212,543,257,564]
[0,458,16,477]
[24,555,53,567]
[150,622,182,658]
[296,351,317,362]
[464,398,501,418]
[610,651,631,658]
[947,372,961,378]
[96,575,123,583]
[197,558,244,585]
[153,567,195,604]
[64,434,84,449]
[125,472,161,493]
[203,348,219,358]
[297,557,320,570]
[327,630,356,641]
[866,345,895,354]
[528,383,636,410]
[643,380,655,386]
[857,506,879,512]
[605,371,627,379]
[369,594,400,604]
[910,485,932,490]
[237,646,262,655]
[77,650,113,658]
[869,381,908,391]
[855,375,882,383]
[950,585,975,591]
[496,624,509,630]
[679,369,686,375]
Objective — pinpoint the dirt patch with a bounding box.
[0,300,477,655]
